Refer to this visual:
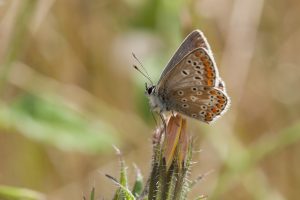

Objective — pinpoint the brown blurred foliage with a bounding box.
[0,0,300,199]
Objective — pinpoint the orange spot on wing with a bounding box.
[209,90,217,95]
[203,60,210,66]
[205,116,213,122]
[218,99,225,104]
[206,72,213,78]
[206,79,213,86]
[203,55,209,61]
[195,51,201,57]
[205,112,212,118]
[211,107,218,113]
[206,66,212,71]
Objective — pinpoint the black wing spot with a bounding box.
[178,90,184,96]
[191,87,197,91]
[201,105,207,110]
[182,104,189,108]
[182,70,189,76]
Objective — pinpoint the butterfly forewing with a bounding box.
[159,30,213,82]
[158,47,219,91]
[165,86,229,123]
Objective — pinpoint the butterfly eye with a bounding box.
[147,86,155,94]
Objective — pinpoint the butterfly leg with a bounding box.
[159,112,167,136]
[171,110,181,126]
[150,110,158,127]
[171,110,175,118]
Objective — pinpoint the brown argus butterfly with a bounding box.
[145,30,230,123]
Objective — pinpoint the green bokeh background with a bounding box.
[0,0,300,199]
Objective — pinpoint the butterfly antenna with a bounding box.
[132,52,150,77]
[133,65,154,85]
[132,53,153,85]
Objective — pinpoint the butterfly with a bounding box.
[144,30,230,123]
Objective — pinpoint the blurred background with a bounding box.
[0,0,300,199]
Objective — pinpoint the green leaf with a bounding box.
[90,187,95,200]
[115,184,136,200]
[166,163,177,200]
[119,156,128,188]
[0,185,45,200]
[0,94,118,153]
[132,165,143,198]
[148,144,162,200]
[107,173,135,200]
[112,149,130,200]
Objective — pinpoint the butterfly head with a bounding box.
[145,83,165,113]
[145,83,156,96]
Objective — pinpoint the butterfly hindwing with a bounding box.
[159,30,212,82]
[165,86,230,123]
